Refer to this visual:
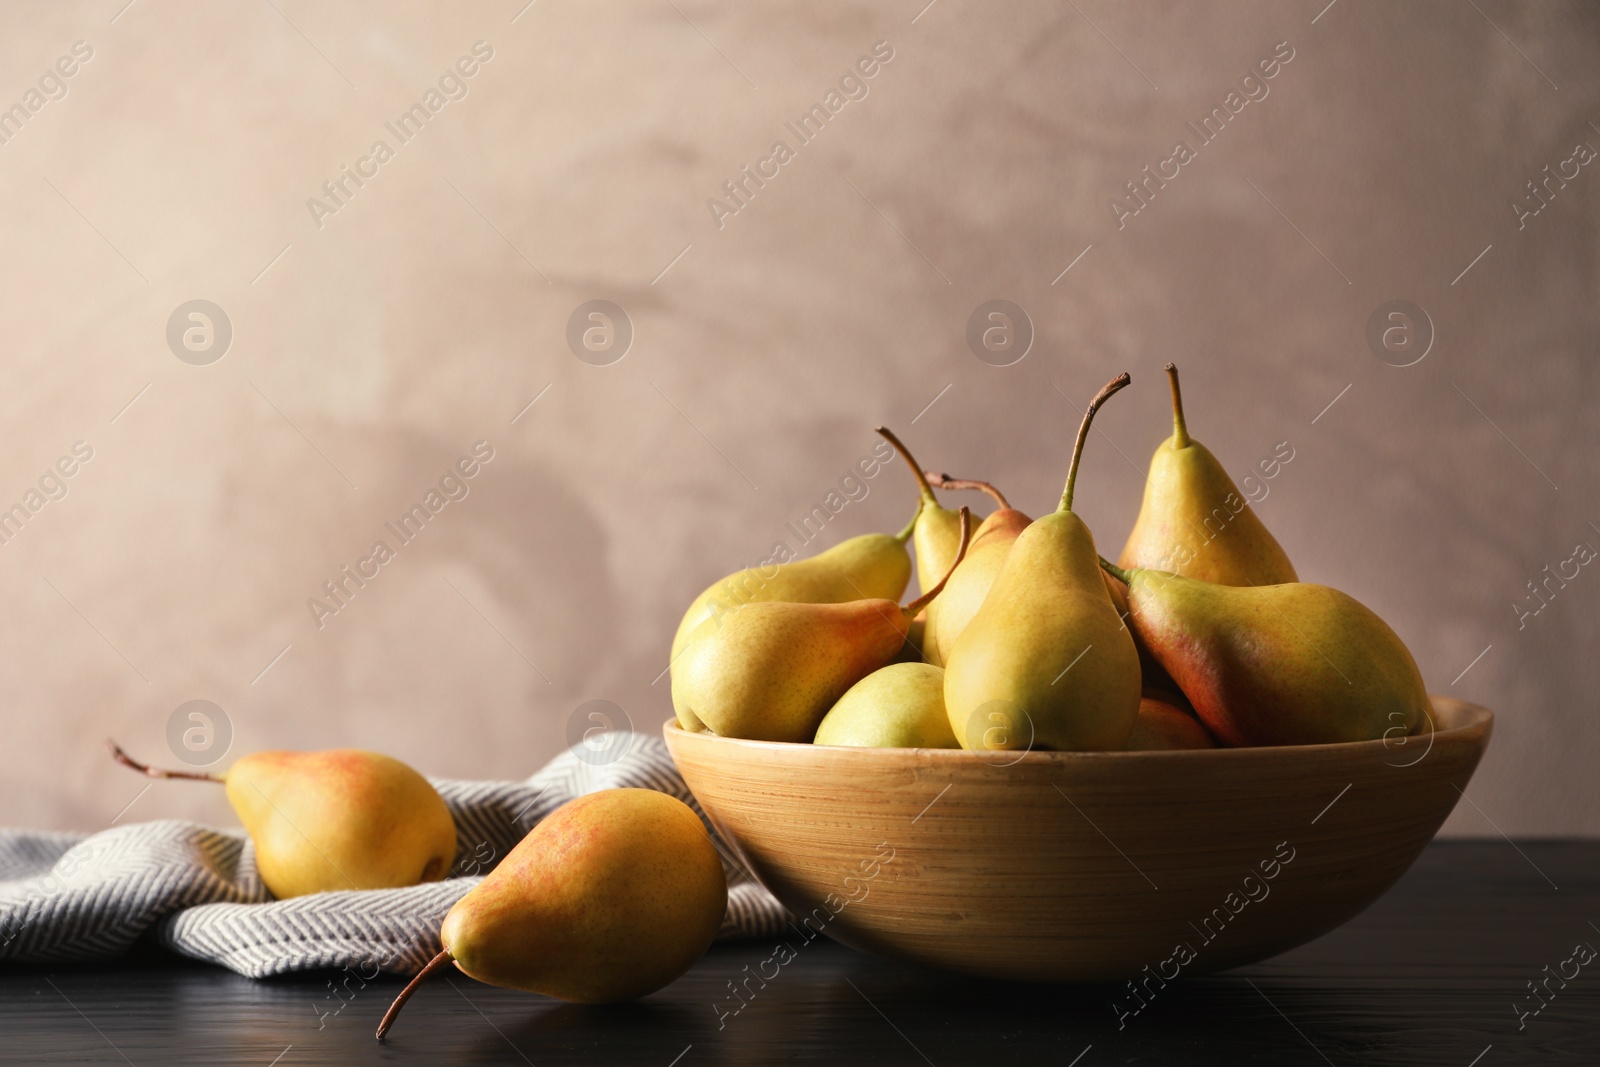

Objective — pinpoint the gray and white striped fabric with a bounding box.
[0,735,787,978]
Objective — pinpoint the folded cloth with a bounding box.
[0,734,786,977]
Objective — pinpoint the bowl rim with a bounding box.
[663,694,1492,763]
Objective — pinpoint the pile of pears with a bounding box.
[671,367,1432,753]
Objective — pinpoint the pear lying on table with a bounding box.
[1102,563,1430,746]
[376,788,727,1038]
[673,509,971,743]
[107,742,456,899]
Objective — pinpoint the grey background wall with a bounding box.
[0,1,1594,837]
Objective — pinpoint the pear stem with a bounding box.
[924,472,1010,510]
[105,740,225,783]
[376,949,454,1040]
[1166,363,1190,449]
[1059,372,1132,514]
[903,507,971,618]
[875,426,939,504]
[892,500,923,543]
[1098,557,1133,585]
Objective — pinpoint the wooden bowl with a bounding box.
[664,696,1491,982]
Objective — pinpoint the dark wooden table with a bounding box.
[1,841,1593,1066]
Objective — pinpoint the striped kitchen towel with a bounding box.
[0,734,787,978]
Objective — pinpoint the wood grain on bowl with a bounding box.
[664,697,1491,982]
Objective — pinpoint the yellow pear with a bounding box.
[875,427,970,600]
[670,507,919,666]
[1104,563,1429,746]
[943,374,1142,753]
[673,510,970,742]
[107,742,456,899]
[1119,363,1296,585]
[924,474,1131,667]
[668,502,920,731]
[377,789,726,1038]
[814,663,958,748]
[922,475,1030,667]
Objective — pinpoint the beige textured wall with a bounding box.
[0,1,1595,837]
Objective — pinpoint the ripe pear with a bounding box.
[1119,364,1296,585]
[875,427,970,600]
[377,789,726,1038]
[924,474,1130,667]
[1126,696,1215,750]
[668,502,920,731]
[943,374,1142,753]
[1103,563,1430,746]
[673,510,971,743]
[922,474,1031,667]
[669,511,919,665]
[107,742,455,899]
[1101,566,1185,704]
[813,663,958,748]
